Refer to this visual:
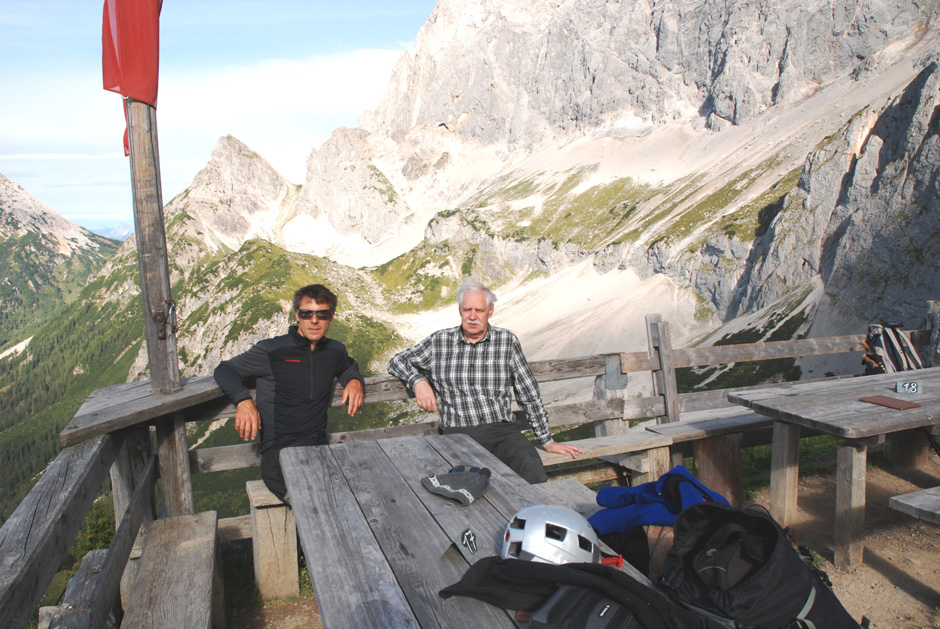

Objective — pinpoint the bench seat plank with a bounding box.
[540,432,672,466]
[889,486,940,525]
[644,410,772,443]
[122,511,221,629]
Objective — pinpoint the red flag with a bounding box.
[102,0,162,153]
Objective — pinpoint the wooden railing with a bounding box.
[2,301,937,628]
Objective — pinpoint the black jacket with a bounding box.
[213,327,364,452]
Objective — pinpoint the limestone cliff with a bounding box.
[160,0,940,344]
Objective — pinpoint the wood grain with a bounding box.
[280,445,419,628]
[0,435,119,628]
[122,511,221,628]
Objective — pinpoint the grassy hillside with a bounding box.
[0,297,142,521]
[0,234,409,524]
[0,231,119,349]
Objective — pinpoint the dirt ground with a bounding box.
[228,597,323,629]
[229,458,940,629]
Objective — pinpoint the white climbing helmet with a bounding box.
[500,504,601,564]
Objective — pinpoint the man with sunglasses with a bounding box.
[214,284,364,502]
[388,279,581,484]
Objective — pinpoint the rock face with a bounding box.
[178,1,937,262]
[739,55,940,326]
[0,173,107,255]
[289,128,414,249]
[363,0,934,141]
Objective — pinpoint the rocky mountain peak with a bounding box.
[167,135,298,253]
[0,173,104,255]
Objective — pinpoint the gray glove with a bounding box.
[421,465,491,506]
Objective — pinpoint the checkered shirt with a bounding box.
[388,326,552,445]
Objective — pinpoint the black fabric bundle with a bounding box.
[440,556,720,629]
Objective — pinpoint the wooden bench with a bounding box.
[889,486,940,525]
[123,511,225,629]
[39,549,116,628]
[538,430,672,469]
[246,480,299,599]
[643,409,774,505]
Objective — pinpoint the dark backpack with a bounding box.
[659,502,862,629]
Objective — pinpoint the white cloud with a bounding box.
[157,48,403,188]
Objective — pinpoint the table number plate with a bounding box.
[896,381,924,394]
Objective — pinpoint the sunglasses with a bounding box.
[296,308,333,321]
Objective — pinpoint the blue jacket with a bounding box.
[588,465,729,535]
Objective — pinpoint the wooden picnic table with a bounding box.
[729,366,940,569]
[280,433,650,628]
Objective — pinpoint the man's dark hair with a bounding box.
[293,284,338,311]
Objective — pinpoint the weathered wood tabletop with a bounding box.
[280,433,645,629]
[728,366,940,569]
[728,367,940,438]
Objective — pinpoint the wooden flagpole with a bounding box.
[125,96,194,516]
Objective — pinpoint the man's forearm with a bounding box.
[388,352,425,390]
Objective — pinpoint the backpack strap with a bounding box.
[781,586,818,629]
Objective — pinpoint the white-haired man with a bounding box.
[388,279,582,483]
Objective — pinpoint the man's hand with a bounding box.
[343,379,364,417]
[543,440,582,459]
[234,398,261,441]
[413,380,439,414]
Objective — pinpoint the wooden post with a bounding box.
[646,314,683,470]
[157,412,196,516]
[646,315,679,424]
[593,356,652,484]
[770,421,801,527]
[693,434,745,506]
[126,98,194,516]
[835,442,867,569]
[885,429,929,467]
[110,425,155,603]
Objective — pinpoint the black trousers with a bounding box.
[260,433,328,503]
[441,421,548,484]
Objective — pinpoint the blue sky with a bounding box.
[0,1,438,231]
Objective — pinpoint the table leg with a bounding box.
[834,442,867,569]
[770,421,800,527]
